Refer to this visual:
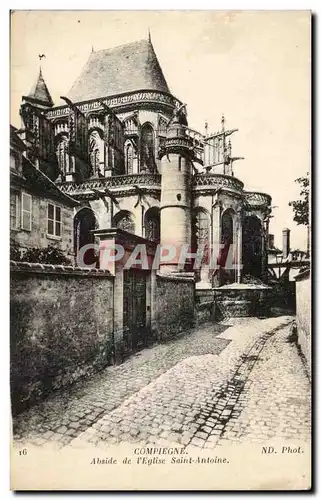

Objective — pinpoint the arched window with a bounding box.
[113,210,135,234]
[140,123,155,172]
[56,134,69,176]
[89,130,104,177]
[10,152,18,171]
[195,209,210,248]
[74,208,99,266]
[193,208,211,281]
[125,143,134,175]
[144,208,160,243]
[219,209,236,285]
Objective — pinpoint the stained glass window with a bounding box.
[140,124,155,172]
[144,209,160,243]
[56,135,69,175]
[221,210,234,244]
[125,143,134,175]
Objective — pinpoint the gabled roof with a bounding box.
[67,38,170,103]
[26,68,54,107]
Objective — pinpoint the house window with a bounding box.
[10,193,18,229]
[21,192,32,231]
[47,203,62,237]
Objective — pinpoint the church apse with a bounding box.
[17,38,272,289]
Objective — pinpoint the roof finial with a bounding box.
[228,138,232,155]
[91,45,94,53]
[221,113,225,132]
[148,27,151,43]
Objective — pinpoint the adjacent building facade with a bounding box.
[10,125,78,259]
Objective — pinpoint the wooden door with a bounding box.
[123,269,147,351]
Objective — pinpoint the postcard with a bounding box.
[10,10,311,490]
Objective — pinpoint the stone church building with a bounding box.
[14,35,272,283]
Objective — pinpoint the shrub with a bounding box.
[10,239,22,261]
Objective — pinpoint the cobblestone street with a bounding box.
[13,316,311,452]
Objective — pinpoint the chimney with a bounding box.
[268,234,274,249]
[282,228,290,259]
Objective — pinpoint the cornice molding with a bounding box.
[46,90,182,120]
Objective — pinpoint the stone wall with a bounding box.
[195,289,215,324]
[269,279,296,312]
[213,285,271,320]
[295,269,311,379]
[10,262,114,414]
[154,273,195,340]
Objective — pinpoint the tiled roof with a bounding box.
[67,38,170,103]
[27,68,54,107]
[20,156,79,207]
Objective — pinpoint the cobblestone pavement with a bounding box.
[69,315,307,450]
[216,325,311,447]
[13,315,310,452]
[13,321,229,448]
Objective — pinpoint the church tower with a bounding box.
[159,107,193,273]
[19,66,58,176]
[24,67,54,109]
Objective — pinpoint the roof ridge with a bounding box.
[92,38,150,54]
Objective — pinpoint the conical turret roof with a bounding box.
[27,68,54,107]
[67,38,170,103]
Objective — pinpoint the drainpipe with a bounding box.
[282,228,290,260]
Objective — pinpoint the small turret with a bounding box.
[159,106,194,273]
[19,66,54,165]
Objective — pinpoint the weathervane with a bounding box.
[221,113,225,132]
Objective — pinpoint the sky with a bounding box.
[10,10,311,250]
